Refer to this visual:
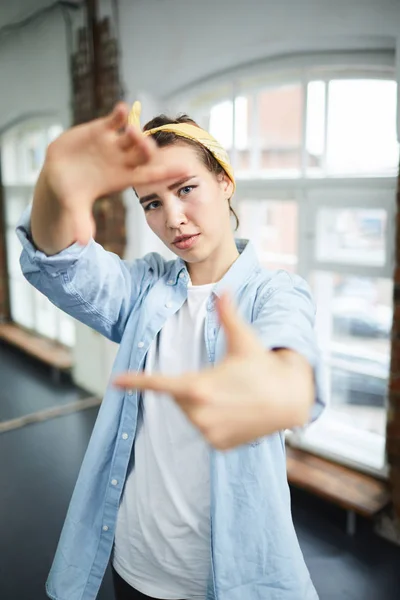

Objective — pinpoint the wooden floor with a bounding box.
[0,343,399,600]
[0,323,72,370]
[286,446,390,518]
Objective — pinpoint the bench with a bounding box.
[0,323,72,383]
[286,446,391,535]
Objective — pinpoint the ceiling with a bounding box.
[0,0,83,31]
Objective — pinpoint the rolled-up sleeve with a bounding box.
[253,270,326,423]
[16,205,154,344]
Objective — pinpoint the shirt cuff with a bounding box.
[16,204,93,276]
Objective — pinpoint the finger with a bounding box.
[216,293,261,355]
[117,125,150,151]
[106,102,129,131]
[130,164,191,186]
[119,133,157,170]
[113,372,183,396]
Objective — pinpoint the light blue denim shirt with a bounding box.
[17,206,324,600]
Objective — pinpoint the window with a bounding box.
[238,199,298,272]
[2,121,75,347]
[300,188,394,473]
[204,77,399,179]
[184,61,398,475]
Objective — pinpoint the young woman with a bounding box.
[17,102,324,600]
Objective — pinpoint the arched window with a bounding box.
[2,119,75,347]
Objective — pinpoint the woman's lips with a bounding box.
[173,234,200,250]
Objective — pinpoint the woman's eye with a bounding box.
[144,201,160,212]
[179,185,196,197]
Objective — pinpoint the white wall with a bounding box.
[0,4,74,133]
[118,0,400,101]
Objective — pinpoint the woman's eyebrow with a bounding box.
[139,176,197,204]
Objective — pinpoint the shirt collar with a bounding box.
[167,239,260,297]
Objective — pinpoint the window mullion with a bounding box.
[300,72,308,177]
[250,91,260,172]
[296,185,310,280]
[231,80,239,170]
[322,79,329,174]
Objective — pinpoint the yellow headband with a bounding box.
[128,101,236,193]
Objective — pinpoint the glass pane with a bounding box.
[208,96,249,160]
[326,79,399,175]
[258,84,303,171]
[6,228,24,277]
[47,124,63,143]
[19,129,48,184]
[9,277,34,330]
[1,133,19,185]
[306,80,325,171]
[4,189,30,227]
[238,199,298,271]
[315,207,387,266]
[311,271,392,440]
[209,99,233,149]
[1,122,63,186]
[59,313,76,347]
[33,289,58,340]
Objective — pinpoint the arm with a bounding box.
[251,270,325,425]
[17,205,160,344]
[251,348,315,432]
[16,102,188,342]
[30,166,78,256]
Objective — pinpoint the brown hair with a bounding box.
[143,114,239,230]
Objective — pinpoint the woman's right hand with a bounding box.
[41,102,186,245]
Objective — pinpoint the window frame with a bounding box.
[1,119,76,347]
[234,178,396,478]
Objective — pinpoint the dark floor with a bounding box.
[0,343,88,422]
[0,343,399,600]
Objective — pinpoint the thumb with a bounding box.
[216,293,261,356]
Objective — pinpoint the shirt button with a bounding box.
[137,341,144,348]
[111,479,118,486]
[102,525,109,532]
[122,433,128,440]
[179,272,185,279]
[128,390,134,396]
[165,302,172,308]
[168,279,174,284]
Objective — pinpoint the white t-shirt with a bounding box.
[113,282,214,600]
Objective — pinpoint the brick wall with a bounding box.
[72,16,126,258]
[93,193,126,257]
[388,176,400,520]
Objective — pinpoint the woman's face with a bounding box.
[135,143,234,265]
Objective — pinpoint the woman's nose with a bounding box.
[165,202,188,229]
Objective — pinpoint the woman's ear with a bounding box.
[219,173,234,198]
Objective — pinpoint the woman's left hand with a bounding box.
[113,294,314,450]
